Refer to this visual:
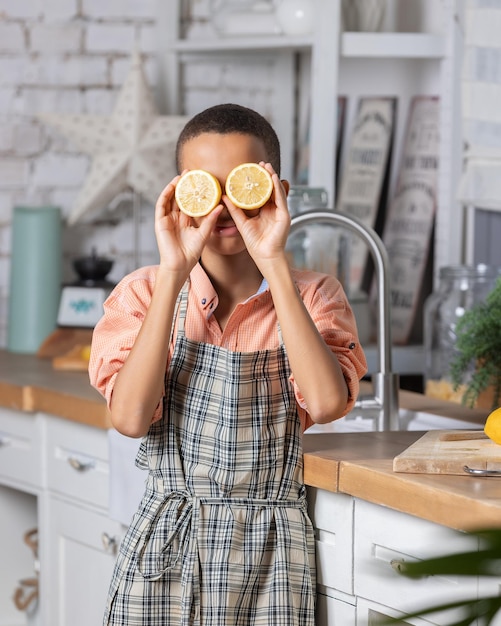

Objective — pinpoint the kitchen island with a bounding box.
[1,350,499,625]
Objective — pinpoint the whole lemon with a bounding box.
[80,345,92,361]
[484,407,501,445]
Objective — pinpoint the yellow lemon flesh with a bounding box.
[175,170,222,217]
[226,162,273,210]
[484,406,501,445]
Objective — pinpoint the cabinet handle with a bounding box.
[390,558,429,579]
[67,456,95,472]
[0,436,11,448]
[102,533,118,555]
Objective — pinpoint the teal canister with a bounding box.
[7,206,62,353]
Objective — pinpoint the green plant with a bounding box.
[384,528,501,626]
[450,277,501,410]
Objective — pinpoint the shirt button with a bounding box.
[201,298,207,305]
[349,342,356,350]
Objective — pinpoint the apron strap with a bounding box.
[169,281,189,344]
[277,322,284,346]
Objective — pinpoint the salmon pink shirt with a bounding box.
[89,263,367,431]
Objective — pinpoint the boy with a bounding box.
[89,103,367,625]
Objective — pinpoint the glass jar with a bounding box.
[424,264,499,403]
[286,185,328,217]
[211,1,281,36]
[285,186,328,268]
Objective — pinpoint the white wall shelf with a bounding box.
[341,32,446,58]
[172,32,446,60]
[172,32,446,59]
[172,35,313,53]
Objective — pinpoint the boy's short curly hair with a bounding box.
[176,103,281,175]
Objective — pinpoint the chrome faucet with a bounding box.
[289,210,400,431]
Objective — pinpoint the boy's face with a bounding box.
[177,131,273,256]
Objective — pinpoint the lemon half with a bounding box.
[175,169,222,217]
[484,406,501,445]
[226,163,273,210]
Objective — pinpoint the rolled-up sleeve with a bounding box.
[291,271,368,424]
[88,267,164,422]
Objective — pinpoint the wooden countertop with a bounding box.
[1,350,498,531]
[304,431,501,531]
[0,350,110,428]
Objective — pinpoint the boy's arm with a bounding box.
[107,268,183,437]
[229,165,364,424]
[102,180,223,438]
[266,260,354,424]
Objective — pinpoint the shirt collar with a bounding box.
[190,263,268,318]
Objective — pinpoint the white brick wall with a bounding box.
[0,23,25,51]
[30,23,83,53]
[0,1,276,348]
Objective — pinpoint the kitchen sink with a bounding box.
[304,407,483,434]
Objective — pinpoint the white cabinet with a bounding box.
[0,409,126,626]
[353,499,479,625]
[0,486,39,626]
[40,415,120,626]
[43,496,122,626]
[309,488,501,626]
[0,408,41,626]
[0,408,42,491]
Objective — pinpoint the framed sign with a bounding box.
[335,97,396,293]
[375,96,440,344]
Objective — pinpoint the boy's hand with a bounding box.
[227,163,291,272]
[155,174,222,277]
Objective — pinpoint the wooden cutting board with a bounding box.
[393,430,501,475]
[52,345,90,371]
[37,328,93,358]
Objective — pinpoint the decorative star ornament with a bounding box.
[38,50,189,225]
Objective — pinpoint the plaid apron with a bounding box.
[104,285,316,625]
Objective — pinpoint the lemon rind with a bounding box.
[175,169,222,217]
[226,163,273,210]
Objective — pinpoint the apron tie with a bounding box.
[135,479,308,582]
[136,489,197,582]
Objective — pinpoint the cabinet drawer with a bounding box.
[356,596,442,625]
[45,415,109,509]
[0,408,42,488]
[316,591,356,625]
[307,488,353,595]
[354,500,479,620]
